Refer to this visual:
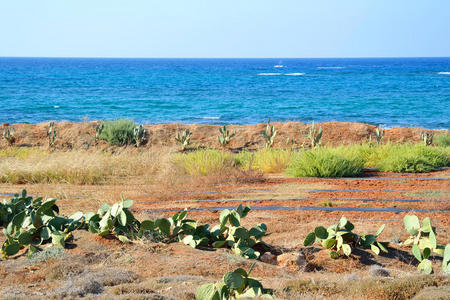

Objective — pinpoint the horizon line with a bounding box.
[1,55,450,59]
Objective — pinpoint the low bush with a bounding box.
[433,132,450,147]
[285,149,364,177]
[98,119,136,146]
[174,149,235,176]
[376,145,448,173]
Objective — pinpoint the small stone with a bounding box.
[345,273,360,281]
[370,265,390,277]
[277,252,313,271]
[260,252,277,265]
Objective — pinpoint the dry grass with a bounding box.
[0,148,166,184]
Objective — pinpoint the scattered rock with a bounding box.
[345,273,360,281]
[58,275,103,297]
[370,265,390,277]
[277,252,315,271]
[260,253,277,265]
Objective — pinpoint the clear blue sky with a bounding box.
[1,0,449,58]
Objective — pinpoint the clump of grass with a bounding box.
[376,145,448,173]
[174,149,235,176]
[235,149,294,173]
[285,149,364,178]
[433,132,450,147]
[0,147,47,160]
[98,119,136,146]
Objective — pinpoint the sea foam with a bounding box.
[258,73,282,76]
[317,66,345,69]
[437,72,450,75]
[285,73,305,76]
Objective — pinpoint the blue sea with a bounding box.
[0,57,449,129]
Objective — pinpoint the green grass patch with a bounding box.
[174,149,235,176]
[285,148,364,178]
[376,145,448,173]
[433,132,450,147]
[98,119,137,146]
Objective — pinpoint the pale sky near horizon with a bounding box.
[1,0,449,58]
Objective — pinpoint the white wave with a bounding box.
[285,73,305,76]
[317,66,345,69]
[274,65,284,68]
[258,73,282,76]
[53,105,60,108]
[201,116,220,120]
[437,72,450,75]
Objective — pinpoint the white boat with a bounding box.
[274,64,284,68]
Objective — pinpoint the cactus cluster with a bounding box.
[218,125,235,148]
[403,215,448,274]
[175,129,193,151]
[421,131,433,146]
[304,216,388,258]
[262,119,277,148]
[155,204,271,260]
[133,125,146,147]
[305,121,322,149]
[375,125,385,146]
[0,190,83,259]
[95,123,104,142]
[1,126,15,145]
[196,263,273,300]
[46,121,57,147]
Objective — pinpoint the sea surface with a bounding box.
[0,57,449,129]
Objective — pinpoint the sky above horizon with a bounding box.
[1,0,449,58]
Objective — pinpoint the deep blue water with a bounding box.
[0,57,449,129]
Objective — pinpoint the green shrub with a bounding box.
[434,132,450,147]
[376,145,448,173]
[98,119,136,146]
[285,149,364,177]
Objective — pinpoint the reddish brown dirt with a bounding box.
[2,121,446,150]
[133,169,450,231]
